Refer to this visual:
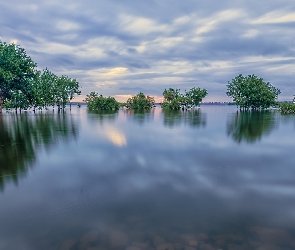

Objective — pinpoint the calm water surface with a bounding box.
[0,105,295,250]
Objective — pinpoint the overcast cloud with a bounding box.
[1,0,294,101]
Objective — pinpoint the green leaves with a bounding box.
[279,102,295,114]
[0,41,38,111]
[0,41,81,112]
[84,92,120,111]
[226,74,280,110]
[125,92,155,110]
[161,87,207,110]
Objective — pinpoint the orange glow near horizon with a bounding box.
[73,94,231,103]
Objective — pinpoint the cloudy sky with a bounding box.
[1,0,294,102]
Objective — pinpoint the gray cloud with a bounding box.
[0,0,294,101]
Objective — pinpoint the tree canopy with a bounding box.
[226,74,281,110]
[84,92,120,111]
[0,41,81,112]
[161,87,207,110]
[279,102,295,114]
[125,92,155,110]
[0,41,37,112]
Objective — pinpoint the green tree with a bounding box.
[185,87,208,107]
[163,88,181,102]
[226,74,281,110]
[3,90,31,112]
[161,87,207,110]
[0,41,38,113]
[65,77,81,110]
[279,102,295,114]
[84,92,120,111]
[37,68,58,109]
[125,92,155,109]
[53,75,81,111]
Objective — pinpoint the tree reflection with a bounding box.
[0,112,78,190]
[163,109,207,128]
[123,109,155,124]
[87,110,118,124]
[227,110,277,143]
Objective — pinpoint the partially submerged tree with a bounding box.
[84,92,120,111]
[0,41,81,112]
[3,90,31,112]
[279,101,295,114]
[125,92,155,109]
[161,87,207,110]
[0,41,38,112]
[226,74,281,110]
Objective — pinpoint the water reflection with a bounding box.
[227,110,277,143]
[279,113,295,129]
[163,109,207,128]
[87,110,118,124]
[1,107,295,249]
[122,108,156,124]
[0,112,78,189]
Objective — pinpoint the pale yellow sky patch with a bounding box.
[195,20,217,34]
[241,29,259,38]
[134,42,147,53]
[134,36,184,54]
[104,67,128,77]
[114,94,133,102]
[119,15,168,35]
[216,9,244,21]
[94,81,117,90]
[195,9,243,34]
[263,64,295,74]
[199,60,235,71]
[253,11,295,24]
[173,15,191,25]
[33,38,75,55]
[241,56,295,64]
[56,20,81,31]
[10,39,18,44]
[87,67,128,79]
[74,37,125,59]
[153,37,184,48]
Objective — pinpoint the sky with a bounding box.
[0,0,294,102]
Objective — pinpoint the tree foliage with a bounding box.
[279,102,295,114]
[84,92,120,111]
[161,87,207,110]
[0,41,37,112]
[226,74,281,110]
[125,92,155,109]
[0,41,81,112]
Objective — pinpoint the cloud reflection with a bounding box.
[104,126,127,146]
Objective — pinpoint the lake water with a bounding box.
[0,105,295,250]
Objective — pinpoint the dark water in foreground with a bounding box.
[0,105,295,250]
